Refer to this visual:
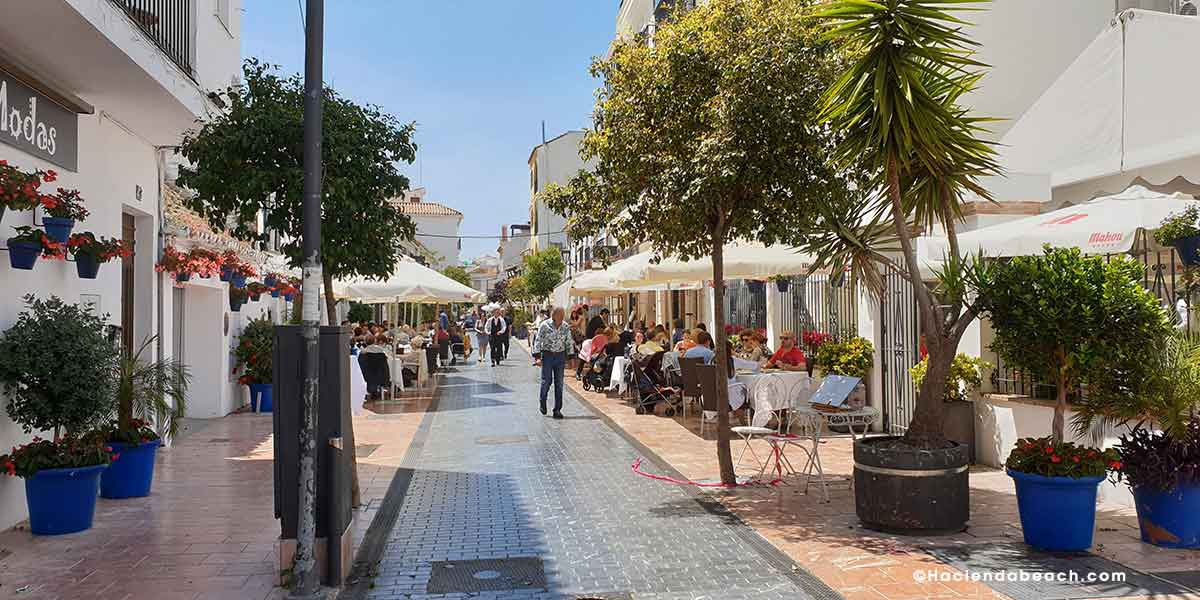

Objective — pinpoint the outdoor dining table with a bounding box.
[792,404,880,441]
[608,356,631,393]
[734,369,813,411]
[348,354,367,416]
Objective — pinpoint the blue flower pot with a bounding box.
[283,293,294,302]
[7,239,40,270]
[42,217,75,244]
[1174,234,1200,266]
[1009,469,1103,551]
[176,272,192,283]
[264,275,277,288]
[220,266,234,282]
[775,279,790,293]
[270,289,281,298]
[747,281,765,293]
[1133,481,1200,548]
[25,464,107,535]
[232,273,247,289]
[75,254,101,279]
[230,297,245,312]
[249,383,273,413]
[100,439,161,499]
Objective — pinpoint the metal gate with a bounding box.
[880,267,920,434]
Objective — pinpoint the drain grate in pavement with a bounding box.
[925,544,1188,600]
[474,435,529,445]
[355,444,380,458]
[426,557,545,594]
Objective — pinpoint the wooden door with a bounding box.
[121,214,135,356]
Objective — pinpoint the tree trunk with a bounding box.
[905,341,952,446]
[712,234,736,486]
[1052,350,1069,443]
[322,271,337,326]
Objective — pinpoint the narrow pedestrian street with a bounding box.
[365,344,837,600]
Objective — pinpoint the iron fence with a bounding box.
[723,280,768,331]
[880,267,919,434]
[109,0,194,77]
[776,274,859,342]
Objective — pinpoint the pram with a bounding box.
[582,351,615,392]
[630,351,677,414]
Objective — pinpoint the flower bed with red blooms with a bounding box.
[1006,437,1120,479]
[155,246,225,278]
[96,418,160,446]
[9,226,66,259]
[233,317,274,385]
[219,250,258,278]
[41,188,89,221]
[0,161,55,212]
[0,436,116,479]
[67,232,129,263]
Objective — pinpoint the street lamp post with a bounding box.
[292,0,324,597]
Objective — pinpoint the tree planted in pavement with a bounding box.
[522,248,565,303]
[177,59,418,326]
[540,0,849,485]
[442,266,473,288]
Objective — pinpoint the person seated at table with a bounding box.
[603,326,624,358]
[763,330,806,371]
[653,330,671,347]
[671,319,687,346]
[684,331,716,365]
[736,330,770,363]
[360,335,393,360]
[673,330,696,354]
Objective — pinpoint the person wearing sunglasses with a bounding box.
[763,331,806,371]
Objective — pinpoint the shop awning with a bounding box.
[1000,9,1200,187]
[613,241,814,287]
[333,259,485,304]
[922,185,1200,260]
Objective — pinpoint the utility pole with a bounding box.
[292,0,324,597]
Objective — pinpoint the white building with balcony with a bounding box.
[392,187,464,271]
[0,0,243,531]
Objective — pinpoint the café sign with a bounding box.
[0,69,78,171]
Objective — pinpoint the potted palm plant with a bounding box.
[96,336,190,499]
[1075,333,1200,549]
[1155,205,1200,266]
[67,232,129,279]
[0,296,120,534]
[977,246,1170,551]
[234,318,274,413]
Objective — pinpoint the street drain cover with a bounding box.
[925,544,1187,599]
[426,558,545,594]
[474,435,529,445]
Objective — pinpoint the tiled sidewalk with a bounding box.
[564,375,1200,600]
[0,386,435,600]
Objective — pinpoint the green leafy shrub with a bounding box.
[910,353,992,402]
[1153,205,1200,246]
[0,296,118,438]
[0,436,115,478]
[107,336,190,443]
[234,318,274,385]
[815,336,874,378]
[346,302,373,324]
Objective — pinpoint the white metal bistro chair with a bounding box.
[764,409,828,501]
[729,373,784,471]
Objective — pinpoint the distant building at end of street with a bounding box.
[392,187,464,270]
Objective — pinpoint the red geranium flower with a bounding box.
[1050,455,1062,464]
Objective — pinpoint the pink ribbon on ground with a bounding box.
[630,458,783,488]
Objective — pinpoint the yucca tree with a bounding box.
[807,0,1000,448]
[116,336,190,439]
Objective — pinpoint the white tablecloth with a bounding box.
[609,356,631,392]
[735,371,812,412]
[348,355,367,416]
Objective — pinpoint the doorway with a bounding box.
[120,214,136,356]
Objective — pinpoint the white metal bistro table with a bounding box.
[793,404,880,441]
[734,370,812,411]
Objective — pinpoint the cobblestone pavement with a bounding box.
[367,345,838,600]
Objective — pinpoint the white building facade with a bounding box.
[0,0,243,531]
[393,187,463,271]
[527,131,591,255]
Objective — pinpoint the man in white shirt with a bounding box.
[485,311,508,366]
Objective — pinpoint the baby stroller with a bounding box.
[582,350,615,392]
[630,351,676,415]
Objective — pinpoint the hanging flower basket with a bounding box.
[264,274,279,288]
[40,188,88,244]
[746,280,765,294]
[229,287,249,312]
[6,227,64,270]
[0,162,55,228]
[774,278,791,293]
[247,282,267,302]
[67,232,128,280]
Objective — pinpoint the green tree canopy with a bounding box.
[522,248,565,302]
[504,276,531,305]
[442,265,472,288]
[976,246,1171,442]
[539,0,848,484]
[346,302,374,324]
[177,59,418,323]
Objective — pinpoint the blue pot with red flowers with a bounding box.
[1116,424,1200,548]
[1,439,113,536]
[7,239,41,270]
[42,217,75,244]
[219,265,233,282]
[100,438,161,499]
[264,274,278,288]
[1006,438,1120,552]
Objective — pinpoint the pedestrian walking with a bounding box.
[474,309,490,364]
[533,307,574,418]
[500,308,513,359]
[486,310,507,366]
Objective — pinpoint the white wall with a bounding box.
[529,131,591,252]
[410,214,463,270]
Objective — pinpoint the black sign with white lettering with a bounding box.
[0,69,78,171]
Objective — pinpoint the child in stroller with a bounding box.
[582,348,615,392]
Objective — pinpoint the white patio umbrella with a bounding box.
[613,241,815,287]
[921,185,1200,260]
[566,265,703,295]
[333,259,486,304]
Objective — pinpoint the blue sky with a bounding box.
[241,1,615,261]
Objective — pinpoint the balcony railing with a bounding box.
[109,0,194,77]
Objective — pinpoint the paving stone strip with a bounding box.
[358,345,842,600]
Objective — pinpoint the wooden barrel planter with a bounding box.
[853,436,969,534]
